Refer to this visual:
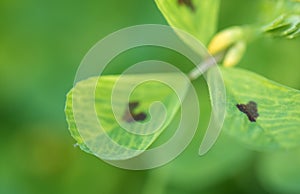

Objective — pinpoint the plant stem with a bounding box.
[188,51,225,81]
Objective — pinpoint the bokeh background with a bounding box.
[1,0,300,194]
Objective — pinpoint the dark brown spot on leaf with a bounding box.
[132,112,147,122]
[128,101,139,110]
[236,101,259,122]
[178,0,195,12]
[123,101,147,123]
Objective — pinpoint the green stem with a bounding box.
[188,51,225,81]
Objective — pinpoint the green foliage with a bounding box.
[263,14,300,39]
[3,0,300,193]
[64,0,300,161]
[155,0,220,45]
[261,0,300,39]
[65,73,188,160]
[219,67,300,150]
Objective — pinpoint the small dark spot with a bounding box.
[123,101,147,123]
[132,112,147,122]
[178,0,196,12]
[128,101,139,110]
[236,101,259,122]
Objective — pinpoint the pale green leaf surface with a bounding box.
[219,67,300,150]
[65,73,189,160]
[155,0,220,45]
[257,148,300,194]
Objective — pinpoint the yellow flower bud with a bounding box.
[208,26,244,55]
[223,41,246,67]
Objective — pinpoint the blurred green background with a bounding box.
[1,0,299,194]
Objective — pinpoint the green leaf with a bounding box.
[257,148,300,194]
[261,0,300,39]
[65,73,189,160]
[263,14,300,39]
[155,0,220,45]
[217,67,300,150]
